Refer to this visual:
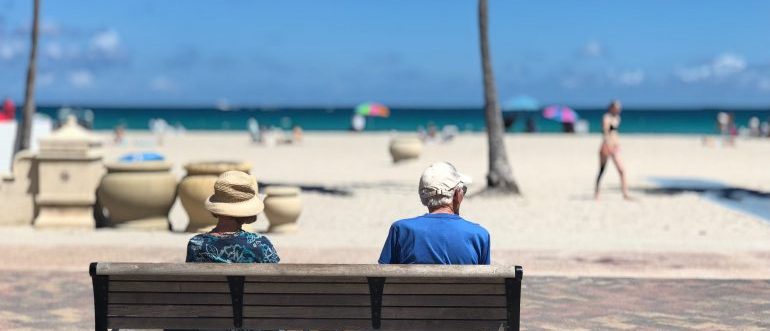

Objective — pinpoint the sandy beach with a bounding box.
[3,132,769,279]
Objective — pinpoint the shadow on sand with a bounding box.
[644,177,770,222]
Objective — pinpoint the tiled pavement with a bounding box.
[1,271,768,330]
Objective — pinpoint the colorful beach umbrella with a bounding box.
[355,102,390,118]
[542,105,578,123]
[502,95,539,112]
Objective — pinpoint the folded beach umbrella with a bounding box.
[502,95,539,112]
[543,105,578,123]
[355,102,390,118]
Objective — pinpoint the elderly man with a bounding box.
[378,162,491,265]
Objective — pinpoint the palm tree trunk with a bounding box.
[13,0,40,155]
[478,0,520,194]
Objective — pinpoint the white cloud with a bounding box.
[68,69,94,88]
[90,29,120,54]
[581,40,603,58]
[37,72,55,87]
[611,69,645,86]
[676,53,746,83]
[150,76,177,92]
[711,54,746,76]
[0,40,24,60]
[44,42,63,60]
[757,78,770,91]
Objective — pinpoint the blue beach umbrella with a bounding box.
[502,95,540,112]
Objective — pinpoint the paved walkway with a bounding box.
[1,271,768,330]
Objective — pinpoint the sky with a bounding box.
[1,0,770,107]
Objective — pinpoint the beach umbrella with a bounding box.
[543,105,578,123]
[502,95,539,112]
[355,102,390,118]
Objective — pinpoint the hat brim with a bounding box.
[205,195,264,217]
[457,172,473,185]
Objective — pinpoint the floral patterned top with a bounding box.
[186,231,280,263]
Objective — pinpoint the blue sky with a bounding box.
[1,0,770,107]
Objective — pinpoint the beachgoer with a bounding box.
[378,162,490,265]
[186,171,279,263]
[292,125,304,144]
[0,98,15,122]
[247,117,260,143]
[594,100,631,200]
[749,116,760,137]
[727,112,737,146]
[525,116,537,133]
[113,124,125,144]
[351,114,365,132]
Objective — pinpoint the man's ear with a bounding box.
[453,188,464,209]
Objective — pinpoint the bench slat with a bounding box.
[110,292,231,305]
[245,283,370,294]
[242,318,372,330]
[109,281,229,293]
[109,317,233,329]
[108,304,231,318]
[382,294,506,307]
[245,293,371,306]
[380,319,506,331]
[110,275,228,282]
[96,263,521,278]
[384,283,504,295]
[381,307,506,320]
[244,306,370,319]
[386,277,504,284]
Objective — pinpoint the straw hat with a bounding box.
[205,171,264,217]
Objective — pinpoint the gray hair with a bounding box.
[420,183,464,208]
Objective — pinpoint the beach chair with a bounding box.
[90,263,523,330]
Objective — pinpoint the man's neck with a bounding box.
[428,205,456,215]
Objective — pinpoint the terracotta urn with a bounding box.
[263,186,302,233]
[178,161,253,232]
[389,136,423,162]
[96,161,177,230]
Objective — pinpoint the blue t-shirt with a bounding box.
[186,231,280,263]
[378,213,491,265]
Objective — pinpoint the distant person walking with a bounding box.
[378,162,490,265]
[594,100,631,200]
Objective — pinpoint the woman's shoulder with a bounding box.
[239,231,275,245]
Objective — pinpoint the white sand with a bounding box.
[4,132,770,278]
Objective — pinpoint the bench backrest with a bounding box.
[90,263,522,331]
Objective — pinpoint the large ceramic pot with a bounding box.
[96,161,177,230]
[263,186,302,233]
[178,161,253,232]
[389,137,423,163]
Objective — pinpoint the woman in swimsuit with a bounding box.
[595,100,631,200]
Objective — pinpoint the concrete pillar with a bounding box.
[33,116,103,229]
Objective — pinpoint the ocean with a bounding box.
[36,106,770,134]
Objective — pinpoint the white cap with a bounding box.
[418,162,472,200]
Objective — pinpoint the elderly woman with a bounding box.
[186,170,279,263]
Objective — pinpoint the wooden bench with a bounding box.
[90,263,523,330]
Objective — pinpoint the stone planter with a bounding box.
[389,137,423,163]
[97,161,176,230]
[178,161,252,232]
[263,186,301,233]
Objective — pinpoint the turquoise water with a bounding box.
[36,106,770,134]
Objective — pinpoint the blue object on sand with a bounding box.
[119,152,164,163]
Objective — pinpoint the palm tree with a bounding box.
[13,0,40,155]
[478,0,520,194]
